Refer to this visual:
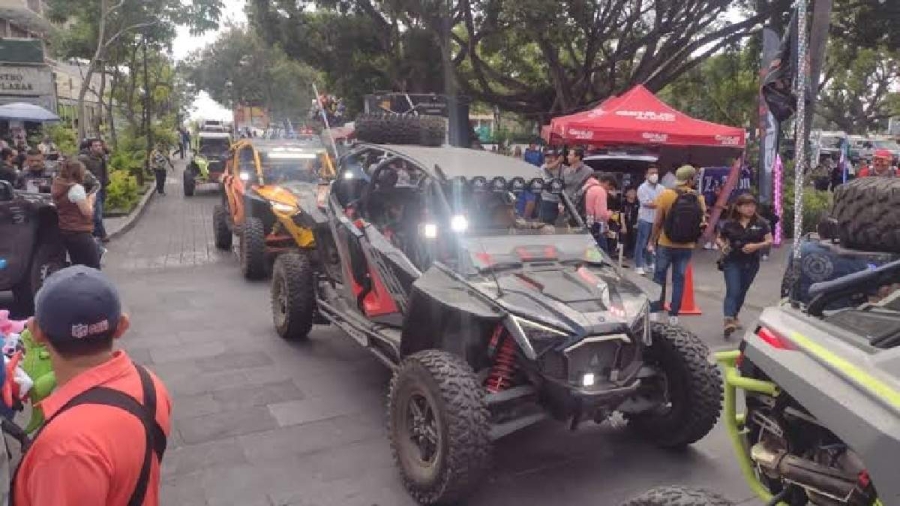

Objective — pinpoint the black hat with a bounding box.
[35,266,121,344]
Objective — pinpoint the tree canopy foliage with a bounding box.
[816,42,900,134]
[251,0,772,119]
[180,26,320,123]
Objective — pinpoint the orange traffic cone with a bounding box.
[664,262,702,315]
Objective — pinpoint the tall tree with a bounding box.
[658,44,759,128]
[180,26,320,123]
[252,0,776,119]
[816,42,900,134]
[47,0,223,139]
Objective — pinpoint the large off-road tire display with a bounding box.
[213,205,232,250]
[833,177,900,254]
[388,350,491,505]
[12,238,65,314]
[183,169,196,197]
[355,114,446,147]
[271,252,316,340]
[240,216,267,280]
[628,324,723,448]
[619,486,733,506]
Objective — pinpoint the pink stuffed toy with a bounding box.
[0,310,27,336]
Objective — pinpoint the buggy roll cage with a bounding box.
[807,259,900,317]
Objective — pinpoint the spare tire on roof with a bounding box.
[354,113,446,147]
[832,177,900,254]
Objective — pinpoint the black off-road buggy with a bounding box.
[270,117,723,504]
[0,181,65,314]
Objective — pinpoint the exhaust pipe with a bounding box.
[750,443,868,504]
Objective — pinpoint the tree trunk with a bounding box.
[97,63,107,137]
[108,65,120,150]
[142,37,153,170]
[78,0,108,141]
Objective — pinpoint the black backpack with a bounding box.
[664,189,703,243]
[9,362,166,506]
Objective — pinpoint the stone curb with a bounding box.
[107,185,155,240]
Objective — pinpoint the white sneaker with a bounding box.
[647,264,655,273]
[762,255,769,261]
[668,315,680,326]
[634,267,645,275]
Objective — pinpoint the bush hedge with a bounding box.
[105,170,140,212]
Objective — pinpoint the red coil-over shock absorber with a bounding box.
[485,326,519,393]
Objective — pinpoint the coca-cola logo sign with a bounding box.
[716,135,742,146]
[567,128,594,140]
[641,132,668,143]
[616,110,676,122]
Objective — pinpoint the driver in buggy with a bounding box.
[475,191,556,234]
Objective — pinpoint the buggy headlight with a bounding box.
[511,315,569,341]
[271,202,297,214]
[631,302,651,346]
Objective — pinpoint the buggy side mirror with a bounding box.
[0,180,13,201]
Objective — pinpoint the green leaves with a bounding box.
[179,26,320,122]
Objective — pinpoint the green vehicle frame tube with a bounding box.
[715,350,784,506]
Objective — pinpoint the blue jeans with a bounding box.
[652,246,692,315]
[634,220,654,269]
[723,260,760,318]
[93,188,107,239]
[539,199,560,224]
[591,222,609,254]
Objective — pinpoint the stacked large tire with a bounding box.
[832,177,900,254]
[355,114,446,147]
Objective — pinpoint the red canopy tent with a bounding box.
[548,85,746,149]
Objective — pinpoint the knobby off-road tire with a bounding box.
[355,114,446,147]
[833,177,900,254]
[388,350,491,505]
[271,253,315,340]
[183,170,196,197]
[240,216,267,280]
[628,323,723,448]
[620,486,733,506]
[213,205,232,250]
[12,238,65,314]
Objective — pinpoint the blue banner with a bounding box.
[700,166,752,209]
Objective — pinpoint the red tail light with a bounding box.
[757,327,794,350]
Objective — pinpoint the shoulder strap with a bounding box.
[12,363,166,506]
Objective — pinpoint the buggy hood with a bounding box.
[440,234,652,336]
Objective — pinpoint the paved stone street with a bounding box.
[9,161,789,505]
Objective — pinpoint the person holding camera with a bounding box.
[51,159,100,269]
[716,193,773,339]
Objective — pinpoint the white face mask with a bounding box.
[648,174,659,184]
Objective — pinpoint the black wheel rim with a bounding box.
[399,388,442,473]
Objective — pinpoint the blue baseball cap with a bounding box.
[34,266,121,344]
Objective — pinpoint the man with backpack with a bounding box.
[648,165,706,325]
[13,266,171,505]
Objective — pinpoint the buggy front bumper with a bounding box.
[715,350,786,506]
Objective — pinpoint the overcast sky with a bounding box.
[175,0,246,120]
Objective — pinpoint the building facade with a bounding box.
[0,0,105,136]
[0,0,54,115]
